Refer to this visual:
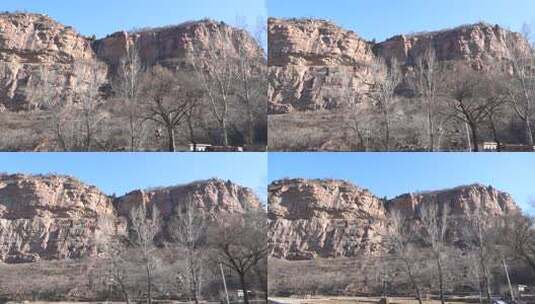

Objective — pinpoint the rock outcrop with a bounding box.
[0,174,114,263]
[268,18,378,114]
[0,13,265,111]
[0,13,107,111]
[0,174,261,264]
[269,179,388,260]
[376,22,528,71]
[268,179,520,260]
[94,19,263,74]
[268,18,529,114]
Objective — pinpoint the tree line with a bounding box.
[93,198,268,303]
[346,26,535,152]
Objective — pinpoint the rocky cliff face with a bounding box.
[0,174,114,263]
[376,22,528,71]
[268,179,388,260]
[0,13,107,111]
[0,13,264,111]
[268,179,520,260]
[269,18,529,114]
[268,18,378,114]
[0,174,261,264]
[94,19,263,73]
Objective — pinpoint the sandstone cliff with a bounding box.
[268,179,520,260]
[376,22,528,71]
[268,18,529,114]
[269,178,388,260]
[0,13,107,111]
[93,19,264,74]
[268,18,378,113]
[0,13,264,111]
[0,174,261,264]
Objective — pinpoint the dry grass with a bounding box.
[268,111,355,151]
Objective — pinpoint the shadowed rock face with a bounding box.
[0,174,261,264]
[268,18,530,114]
[0,13,265,111]
[268,179,520,260]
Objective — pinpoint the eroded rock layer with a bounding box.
[0,174,261,264]
[268,18,378,113]
[268,18,530,114]
[0,13,107,111]
[268,179,520,260]
[0,13,265,111]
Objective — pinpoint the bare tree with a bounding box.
[415,48,443,151]
[140,66,199,152]
[95,215,132,303]
[371,58,402,150]
[189,31,239,146]
[115,43,145,151]
[389,210,423,304]
[445,67,505,151]
[419,202,449,304]
[504,212,535,273]
[234,16,267,146]
[130,205,161,304]
[464,206,495,303]
[506,25,535,146]
[54,60,108,151]
[208,210,268,304]
[170,195,206,304]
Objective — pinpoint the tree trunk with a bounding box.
[470,123,480,152]
[222,118,229,147]
[525,117,534,146]
[120,282,131,304]
[146,262,152,304]
[129,116,136,152]
[239,272,250,304]
[247,106,255,145]
[167,125,176,152]
[465,122,472,152]
[480,257,492,303]
[190,261,200,304]
[404,259,423,304]
[437,255,445,304]
[428,102,435,152]
[384,110,390,150]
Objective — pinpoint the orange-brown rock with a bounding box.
[268,179,388,260]
[94,19,264,73]
[0,13,107,111]
[268,18,378,113]
[0,174,262,264]
[268,179,520,260]
[0,174,114,263]
[269,18,530,114]
[377,23,529,71]
[0,14,265,111]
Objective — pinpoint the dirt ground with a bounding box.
[269,296,476,304]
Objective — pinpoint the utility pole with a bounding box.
[503,258,515,302]
[220,263,230,304]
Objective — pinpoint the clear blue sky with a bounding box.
[269,153,535,213]
[268,0,535,42]
[0,153,267,202]
[1,0,267,38]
